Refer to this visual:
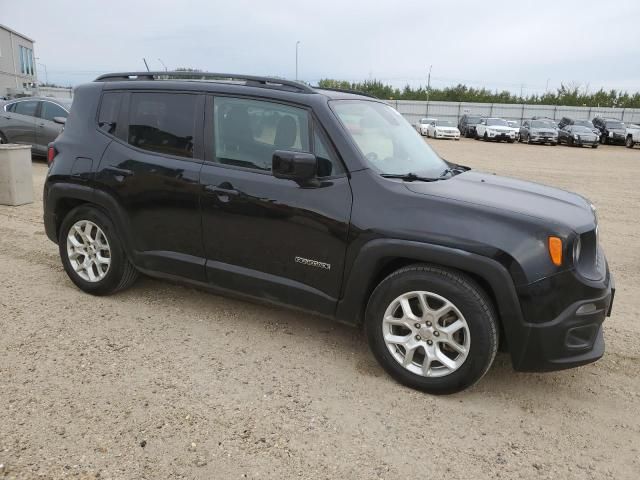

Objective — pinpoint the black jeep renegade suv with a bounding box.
[43,72,614,394]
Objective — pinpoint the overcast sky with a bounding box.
[2,0,639,95]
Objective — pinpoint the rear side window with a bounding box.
[98,92,122,135]
[128,93,196,159]
[14,101,38,117]
[40,102,68,121]
[214,97,310,171]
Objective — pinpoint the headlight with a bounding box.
[573,134,579,139]
[609,131,613,137]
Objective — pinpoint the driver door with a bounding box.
[199,96,352,315]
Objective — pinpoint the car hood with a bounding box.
[405,171,595,232]
[609,128,626,134]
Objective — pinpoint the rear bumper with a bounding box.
[512,271,614,372]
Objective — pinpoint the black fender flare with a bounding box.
[335,239,529,359]
[45,182,135,260]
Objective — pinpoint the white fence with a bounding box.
[37,86,73,99]
[387,100,640,126]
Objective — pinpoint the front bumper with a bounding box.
[487,131,515,141]
[511,269,614,372]
[575,138,599,146]
[530,135,558,144]
[433,131,460,139]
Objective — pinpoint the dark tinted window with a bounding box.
[5,103,16,112]
[128,93,196,158]
[314,129,344,177]
[40,101,68,121]
[214,97,309,171]
[98,92,122,135]
[14,100,38,117]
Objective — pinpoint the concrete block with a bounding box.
[0,144,34,206]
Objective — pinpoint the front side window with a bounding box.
[14,100,38,117]
[128,93,196,159]
[40,102,68,121]
[331,100,446,177]
[314,130,344,177]
[214,97,309,171]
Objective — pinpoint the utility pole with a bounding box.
[158,58,168,72]
[545,78,550,93]
[35,58,48,85]
[143,58,150,72]
[295,41,301,81]
[426,65,432,116]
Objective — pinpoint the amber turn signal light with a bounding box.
[548,236,563,266]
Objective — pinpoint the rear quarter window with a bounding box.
[97,92,122,135]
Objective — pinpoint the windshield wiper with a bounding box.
[380,173,440,182]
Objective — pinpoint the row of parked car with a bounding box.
[417,115,640,148]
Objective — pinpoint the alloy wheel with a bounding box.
[382,291,471,378]
[66,220,111,282]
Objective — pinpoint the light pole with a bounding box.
[158,58,168,72]
[35,58,48,85]
[426,65,432,115]
[295,40,301,81]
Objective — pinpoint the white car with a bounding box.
[475,118,517,143]
[427,119,461,140]
[416,117,437,136]
[625,124,640,148]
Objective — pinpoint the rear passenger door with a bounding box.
[95,91,207,281]
[2,100,38,146]
[35,100,68,153]
[199,95,352,315]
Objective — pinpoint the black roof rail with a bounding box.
[94,71,316,94]
[314,86,379,99]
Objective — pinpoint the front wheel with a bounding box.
[59,205,139,295]
[365,265,498,394]
[483,132,488,141]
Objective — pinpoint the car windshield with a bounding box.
[487,118,508,126]
[420,119,432,124]
[467,116,481,123]
[332,100,447,177]
[606,121,624,129]
[531,120,555,128]
[437,120,454,127]
[574,120,593,128]
[572,126,592,133]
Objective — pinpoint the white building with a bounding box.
[0,24,37,98]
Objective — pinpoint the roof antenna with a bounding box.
[142,58,150,72]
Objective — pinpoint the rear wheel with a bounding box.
[59,205,138,295]
[626,136,635,148]
[365,265,498,394]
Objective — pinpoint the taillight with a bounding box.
[47,145,57,166]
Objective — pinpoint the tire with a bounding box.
[365,264,498,394]
[508,139,515,143]
[600,134,606,145]
[58,205,139,295]
[592,144,598,149]
[568,137,574,147]
[483,132,488,142]
[526,134,531,144]
[626,136,635,148]
[0,131,7,144]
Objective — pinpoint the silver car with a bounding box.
[0,97,72,156]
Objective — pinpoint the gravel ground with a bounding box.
[1,139,639,479]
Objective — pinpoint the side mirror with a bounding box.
[272,150,317,181]
[53,116,67,125]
